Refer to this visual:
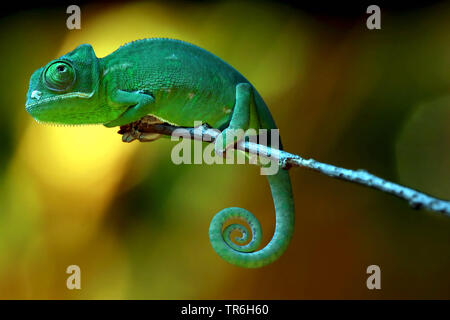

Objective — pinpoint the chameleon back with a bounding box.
[101,38,277,130]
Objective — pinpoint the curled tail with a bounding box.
[209,168,295,268]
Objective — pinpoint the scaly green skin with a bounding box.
[25,38,295,268]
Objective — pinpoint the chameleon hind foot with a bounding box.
[214,83,252,157]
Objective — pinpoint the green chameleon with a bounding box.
[25,38,295,268]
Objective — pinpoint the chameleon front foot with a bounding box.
[118,115,162,143]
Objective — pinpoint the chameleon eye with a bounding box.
[43,61,76,92]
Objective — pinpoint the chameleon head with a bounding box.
[25,44,111,125]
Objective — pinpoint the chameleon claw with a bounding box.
[122,131,137,143]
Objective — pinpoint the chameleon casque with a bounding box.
[25,38,295,268]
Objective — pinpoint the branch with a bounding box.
[118,117,450,216]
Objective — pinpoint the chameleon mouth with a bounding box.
[25,91,95,110]
[32,118,97,127]
[30,90,42,101]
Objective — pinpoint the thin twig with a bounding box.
[118,117,450,216]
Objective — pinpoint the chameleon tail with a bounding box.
[209,168,295,268]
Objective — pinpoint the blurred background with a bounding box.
[0,0,449,299]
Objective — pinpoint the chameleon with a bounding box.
[25,38,295,268]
